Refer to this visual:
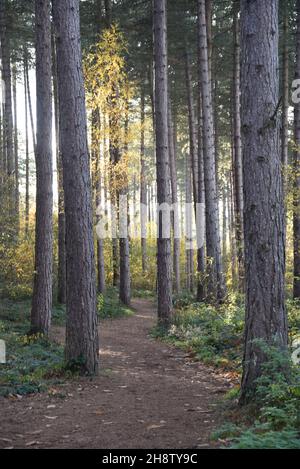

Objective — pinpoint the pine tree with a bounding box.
[30,0,53,335]
[240,0,288,402]
[53,0,99,374]
[153,0,172,328]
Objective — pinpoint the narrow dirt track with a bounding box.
[0,299,231,449]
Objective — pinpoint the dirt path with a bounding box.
[0,299,231,449]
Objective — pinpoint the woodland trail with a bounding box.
[0,299,232,449]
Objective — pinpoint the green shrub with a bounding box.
[0,325,64,397]
[97,287,133,319]
[161,297,244,370]
[222,342,300,449]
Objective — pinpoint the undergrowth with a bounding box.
[152,294,300,449]
[152,292,244,371]
[0,304,64,397]
[0,288,133,397]
[213,342,300,448]
[97,287,134,319]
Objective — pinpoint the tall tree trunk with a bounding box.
[104,0,119,289]
[119,96,131,306]
[197,44,206,302]
[52,30,66,304]
[104,0,112,27]
[92,109,106,295]
[0,0,13,178]
[197,0,225,301]
[0,103,3,178]
[282,6,289,181]
[229,174,237,287]
[24,53,36,158]
[240,0,288,402]
[185,143,194,292]
[168,99,180,293]
[222,185,227,262]
[185,49,198,293]
[205,0,212,86]
[153,0,172,328]
[293,0,300,300]
[24,54,30,236]
[12,66,19,231]
[53,0,99,374]
[133,173,138,237]
[109,120,120,287]
[233,10,244,290]
[140,86,147,273]
[30,0,53,335]
[185,50,198,217]
[0,106,5,180]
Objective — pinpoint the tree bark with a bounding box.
[12,65,19,231]
[119,96,131,306]
[197,0,225,301]
[53,0,99,374]
[185,49,198,293]
[0,0,13,178]
[153,0,172,328]
[185,139,194,292]
[240,0,288,402]
[24,54,30,237]
[185,50,198,217]
[52,30,66,304]
[140,86,147,273]
[104,0,112,27]
[205,0,212,86]
[30,0,53,336]
[233,10,244,290]
[222,185,227,262]
[197,41,206,303]
[293,0,300,300]
[281,6,289,181]
[92,109,106,295]
[168,99,180,293]
[25,53,36,158]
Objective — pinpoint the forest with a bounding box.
[0,0,300,451]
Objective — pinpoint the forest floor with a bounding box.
[0,298,232,449]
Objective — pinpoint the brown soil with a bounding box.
[0,298,232,449]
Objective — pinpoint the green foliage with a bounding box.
[0,232,35,300]
[52,303,66,326]
[131,288,155,299]
[97,287,133,319]
[157,296,300,448]
[218,342,300,449]
[0,304,64,397]
[130,238,157,291]
[160,295,244,370]
[173,290,196,309]
[230,429,300,449]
